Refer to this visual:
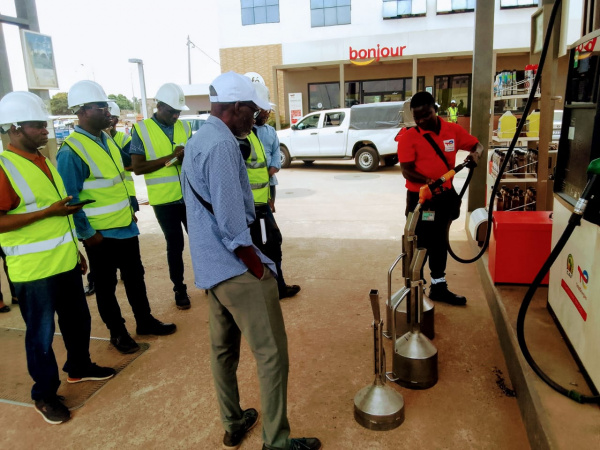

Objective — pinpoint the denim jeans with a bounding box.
[152,202,188,292]
[83,236,152,334]
[15,266,92,401]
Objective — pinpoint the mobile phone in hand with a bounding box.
[66,199,96,207]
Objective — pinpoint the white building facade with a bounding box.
[217,0,581,127]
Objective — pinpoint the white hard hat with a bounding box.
[68,80,109,110]
[451,99,457,103]
[108,101,120,117]
[253,83,276,110]
[0,91,50,132]
[155,83,189,111]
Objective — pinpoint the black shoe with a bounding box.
[174,286,191,310]
[67,363,116,384]
[84,282,95,296]
[110,332,140,354]
[428,282,467,306]
[34,395,70,425]
[263,438,322,450]
[223,408,259,449]
[279,284,301,300]
[136,317,177,336]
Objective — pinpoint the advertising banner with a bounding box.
[20,30,59,89]
[289,93,303,125]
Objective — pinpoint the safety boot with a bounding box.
[428,282,466,306]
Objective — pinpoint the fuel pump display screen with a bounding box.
[556,107,596,201]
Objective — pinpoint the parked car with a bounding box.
[276,101,414,172]
[180,113,210,134]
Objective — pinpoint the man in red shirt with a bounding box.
[397,92,482,305]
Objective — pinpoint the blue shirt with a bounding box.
[56,126,139,240]
[182,116,276,289]
[129,115,184,206]
[256,124,280,186]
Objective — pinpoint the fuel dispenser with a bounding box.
[547,29,600,393]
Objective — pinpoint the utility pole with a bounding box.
[187,35,192,84]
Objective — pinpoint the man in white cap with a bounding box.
[0,91,115,424]
[130,83,193,310]
[57,80,177,355]
[182,71,321,450]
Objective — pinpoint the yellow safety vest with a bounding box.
[133,118,191,206]
[0,151,79,282]
[64,131,134,230]
[110,131,136,196]
[246,132,270,205]
[448,106,458,123]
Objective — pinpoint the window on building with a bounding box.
[311,0,351,27]
[434,74,471,117]
[437,0,474,14]
[500,0,538,8]
[241,0,280,26]
[309,78,425,112]
[382,0,426,19]
[309,83,341,111]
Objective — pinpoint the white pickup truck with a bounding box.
[277,101,414,172]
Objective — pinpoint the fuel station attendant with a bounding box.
[0,91,115,425]
[397,91,482,305]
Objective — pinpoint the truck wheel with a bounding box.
[355,147,379,172]
[384,155,398,167]
[303,160,315,165]
[280,146,291,168]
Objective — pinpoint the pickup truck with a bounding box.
[276,101,414,172]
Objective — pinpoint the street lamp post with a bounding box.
[128,58,148,119]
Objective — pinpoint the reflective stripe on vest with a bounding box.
[2,230,74,257]
[111,131,136,196]
[0,152,79,282]
[134,119,191,205]
[64,132,133,230]
[245,132,270,205]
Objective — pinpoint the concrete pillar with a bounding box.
[273,66,281,130]
[469,0,495,211]
[339,63,345,108]
[412,56,417,97]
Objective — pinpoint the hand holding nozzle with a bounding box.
[417,160,470,205]
[165,144,185,167]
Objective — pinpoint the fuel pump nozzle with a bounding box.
[416,160,470,211]
[571,158,600,222]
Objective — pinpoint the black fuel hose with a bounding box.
[516,174,600,404]
[446,0,562,264]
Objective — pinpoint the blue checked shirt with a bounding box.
[182,116,276,289]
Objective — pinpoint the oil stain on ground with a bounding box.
[493,367,516,397]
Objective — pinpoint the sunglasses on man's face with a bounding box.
[86,103,110,114]
[238,102,260,119]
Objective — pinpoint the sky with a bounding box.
[0,0,222,99]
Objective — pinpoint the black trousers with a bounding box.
[83,236,152,334]
[406,191,452,280]
[152,202,188,292]
[250,204,287,296]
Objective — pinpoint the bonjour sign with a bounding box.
[349,44,407,66]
